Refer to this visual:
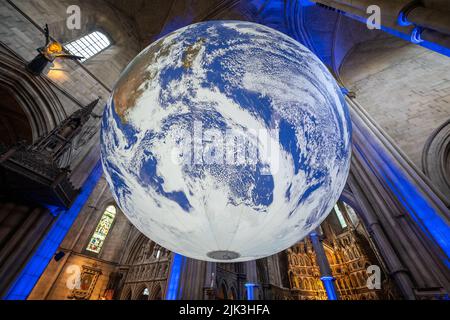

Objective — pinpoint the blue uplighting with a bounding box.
[165,253,185,300]
[340,11,450,57]
[410,26,424,44]
[4,161,103,300]
[397,11,412,27]
[245,283,257,300]
[320,276,338,300]
[361,142,450,268]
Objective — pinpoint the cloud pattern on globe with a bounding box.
[101,21,352,262]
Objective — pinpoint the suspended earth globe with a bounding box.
[101,21,352,262]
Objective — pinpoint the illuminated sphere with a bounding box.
[101,21,351,262]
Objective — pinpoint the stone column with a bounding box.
[0,204,55,298]
[310,231,340,300]
[345,96,450,299]
[203,261,217,300]
[165,253,187,300]
[245,261,259,300]
[172,257,210,300]
[266,255,283,288]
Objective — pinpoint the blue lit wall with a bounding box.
[245,283,257,300]
[368,141,450,267]
[341,12,450,57]
[165,253,186,300]
[4,161,103,300]
[320,276,338,300]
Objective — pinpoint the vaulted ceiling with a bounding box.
[104,0,175,45]
[104,0,248,47]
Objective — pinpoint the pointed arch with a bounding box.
[120,285,132,300]
[0,45,66,140]
[151,284,162,300]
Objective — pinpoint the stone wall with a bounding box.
[28,176,134,300]
[0,0,143,181]
[341,34,450,170]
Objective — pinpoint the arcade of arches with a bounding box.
[0,0,449,300]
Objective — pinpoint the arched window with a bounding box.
[65,31,111,62]
[334,204,348,229]
[86,205,117,253]
[137,287,149,300]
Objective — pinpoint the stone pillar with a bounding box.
[245,261,259,300]
[310,231,340,300]
[165,253,187,300]
[169,256,209,300]
[266,255,283,288]
[203,261,217,300]
[0,204,55,298]
[346,96,450,299]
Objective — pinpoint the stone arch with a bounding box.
[0,85,32,147]
[339,279,346,290]
[123,233,148,265]
[342,250,349,262]
[340,189,363,219]
[357,272,366,287]
[151,284,163,300]
[120,285,132,300]
[353,247,360,258]
[292,255,298,266]
[309,279,315,291]
[350,274,358,288]
[301,279,308,291]
[289,271,297,289]
[0,47,66,141]
[348,250,354,261]
[133,283,150,300]
[422,119,450,202]
[304,255,312,266]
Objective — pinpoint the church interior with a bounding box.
[0,0,449,301]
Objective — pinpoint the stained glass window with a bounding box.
[86,205,117,254]
[65,31,111,62]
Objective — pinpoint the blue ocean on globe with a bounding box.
[101,21,352,262]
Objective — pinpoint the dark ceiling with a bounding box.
[104,0,176,45]
[104,0,246,46]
